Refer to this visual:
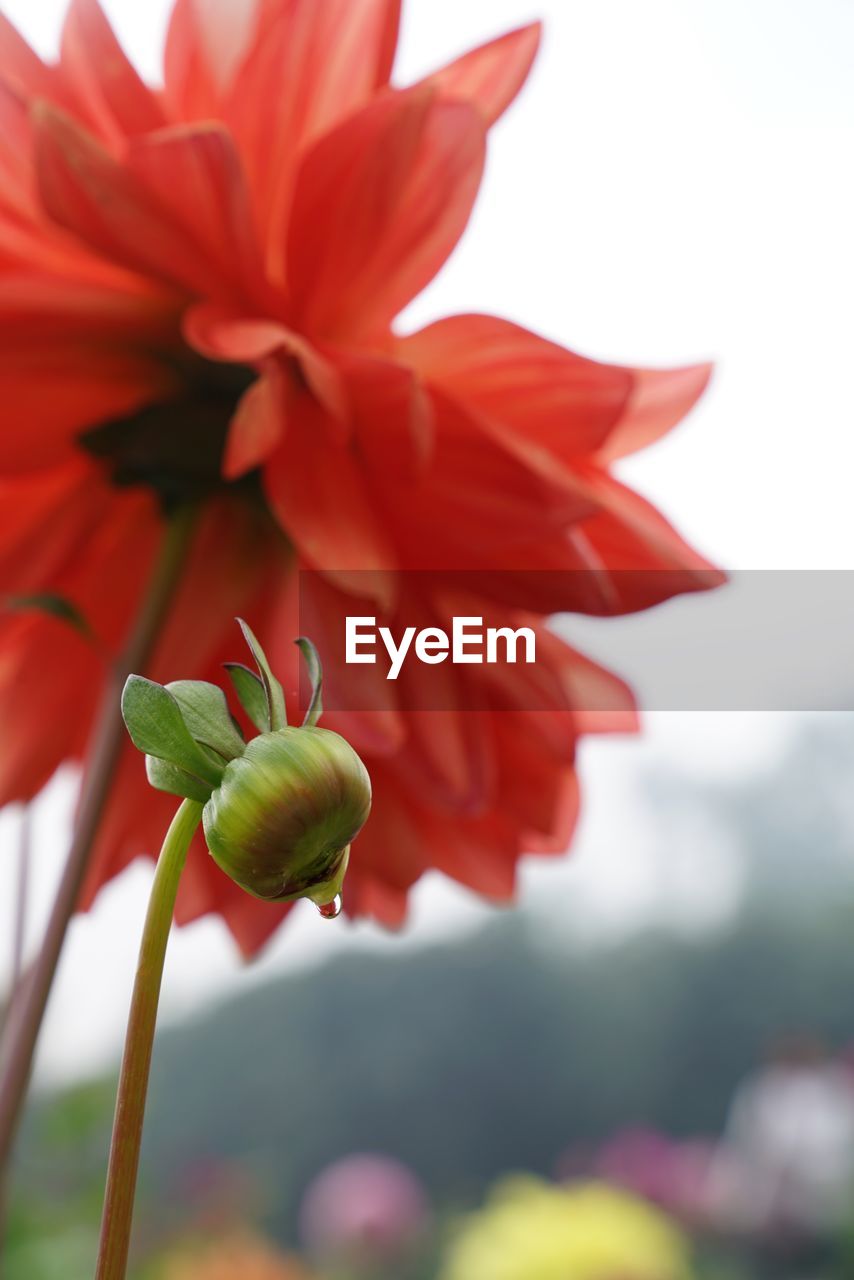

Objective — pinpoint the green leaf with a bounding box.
[146,756,214,803]
[295,637,324,727]
[167,680,246,761]
[224,663,270,734]
[237,618,287,732]
[4,593,93,638]
[121,676,225,787]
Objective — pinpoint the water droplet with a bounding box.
[317,895,342,920]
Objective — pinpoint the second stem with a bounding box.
[0,505,197,1188]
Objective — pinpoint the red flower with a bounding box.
[0,0,719,954]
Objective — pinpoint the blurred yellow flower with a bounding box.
[440,1178,694,1280]
[160,1233,314,1280]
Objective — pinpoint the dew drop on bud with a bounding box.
[317,895,342,921]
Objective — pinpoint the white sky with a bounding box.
[0,0,852,1084]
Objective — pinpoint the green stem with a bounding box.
[0,505,197,1205]
[95,798,203,1280]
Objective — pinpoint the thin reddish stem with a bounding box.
[0,505,197,1209]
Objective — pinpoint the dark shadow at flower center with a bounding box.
[80,357,259,512]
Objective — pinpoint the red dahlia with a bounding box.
[0,0,719,953]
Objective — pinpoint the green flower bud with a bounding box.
[202,726,371,904]
[121,620,371,916]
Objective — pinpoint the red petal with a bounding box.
[386,588,496,809]
[597,363,713,462]
[0,336,176,473]
[287,89,485,340]
[566,469,725,611]
[341,351,433,480]
[60,0,167,142]
[491,710,577,844]
[163,0,220,118]
[401,314,633,460]
[378,391,596,570]
[183,302,347,421]
[0,612,101,802]
[191,879,293,959]
[183,304,296,362]
[225,0,404,254]
[420,23,542,126]
[0,458,101,590]
[419,801,520,900]
[525,770,582,855]
[124,125,264,297]
[223,372,286,478]
[536,628,639,734]
[165,0,260,114]
[264,394,398,596]
[374,0,402,85]
[0,480,160,804]
[0,74,60,226]
[346,874,410,929]
[345,768,430,895]
[34,107,259,300]
[398,703,495,814]
[0,271,178,343]
[0,12,57,97]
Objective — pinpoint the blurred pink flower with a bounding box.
[595,1127,717,1224]
[299,1153,430,1263]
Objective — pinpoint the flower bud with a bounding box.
[202,726,371,904]
[122,620,371,915]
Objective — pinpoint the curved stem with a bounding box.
[0,505,197,1193]
[96,798,203,1280]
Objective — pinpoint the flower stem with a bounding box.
[0,505,197,1201]
[96,798,203,1280]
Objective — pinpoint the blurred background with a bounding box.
[2,0,853,1276]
